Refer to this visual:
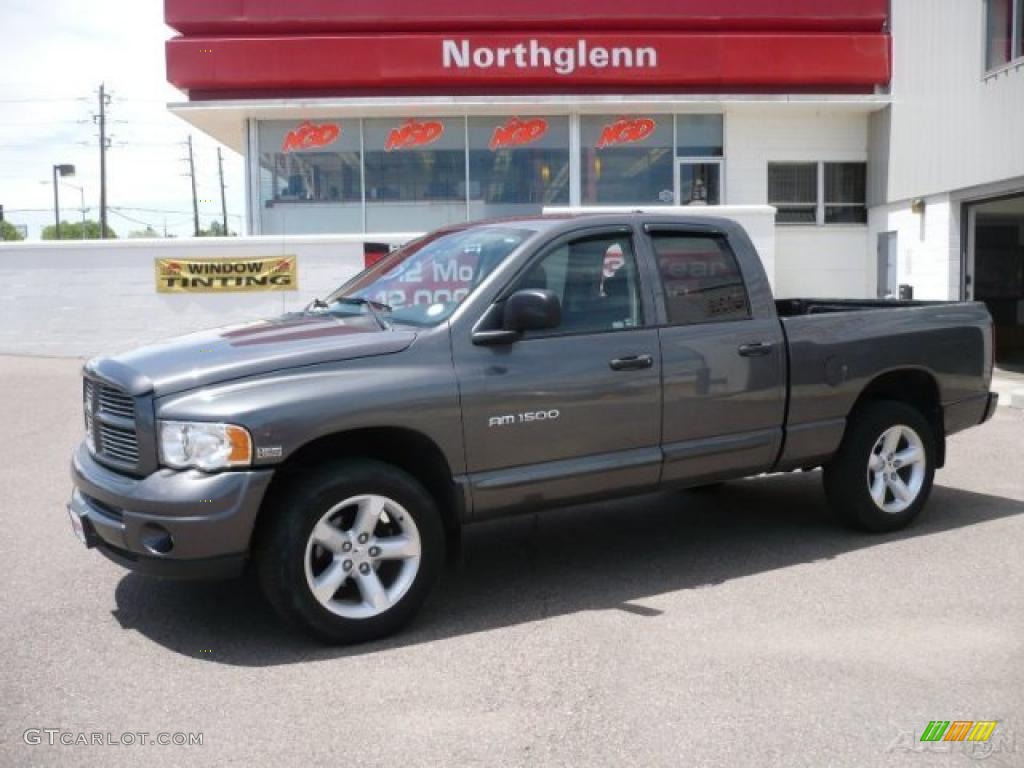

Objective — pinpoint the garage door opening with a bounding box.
[966,194,1024,367]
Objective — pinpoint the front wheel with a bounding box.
[257,459,445,644]
[823,400,936,533]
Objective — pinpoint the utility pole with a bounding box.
[217,147,229,236]
[186,135,200,237]
[97,84,110,239]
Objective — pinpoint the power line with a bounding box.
[0,120,91,127]
[0,97,88,104]
[110,206,243,219]
[107,208,156,229]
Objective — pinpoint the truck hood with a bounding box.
[84,313,417,396]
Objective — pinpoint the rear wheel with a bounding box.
[823,400,936,532]
[257,459,444,644]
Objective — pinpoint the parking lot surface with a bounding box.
[2,354,1022,767]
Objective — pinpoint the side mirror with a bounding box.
[471,289,562,346]
[503,289,561,333]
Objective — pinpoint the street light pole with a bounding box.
[77,186,85,237]
[52,166,61,240]
[51,164,76,240]
[62,182,87,238]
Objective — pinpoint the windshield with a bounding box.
[325,226,535,326]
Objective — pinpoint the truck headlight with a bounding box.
[158,421,252,471]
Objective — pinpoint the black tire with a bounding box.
[256,459,445,644]
[824,400,936,533]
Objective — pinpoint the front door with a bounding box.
[453,228,662,518]
[644,228,787,486]
[676,160,723,206]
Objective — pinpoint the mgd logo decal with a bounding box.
[282,121,341,153]
[385,119,445,152]
[489,117,548,151]
[596,117,656,149]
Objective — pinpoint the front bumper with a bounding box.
[69,443,274,580]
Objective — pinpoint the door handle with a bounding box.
[738,342,774,357]
[609,354,654,371]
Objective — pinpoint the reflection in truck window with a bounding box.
[650,234,751,325]
[328,226,534,326]
[516,234,642,334]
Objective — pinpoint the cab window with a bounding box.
[516,234,643,334]
[650,233,751,325]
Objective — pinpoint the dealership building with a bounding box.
[165,0,1024,362]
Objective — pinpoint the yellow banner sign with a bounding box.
[155,256,298,293]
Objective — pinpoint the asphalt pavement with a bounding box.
[1,354,1022,767]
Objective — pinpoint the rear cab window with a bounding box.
[648,232,751,325]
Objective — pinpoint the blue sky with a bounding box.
[0,0,245,239]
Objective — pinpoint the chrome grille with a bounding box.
[98,424,140,463]
[98,386,134,419]
[84,378,140,468]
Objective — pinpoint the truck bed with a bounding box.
[772,297,994,472]
[776,298,951,316]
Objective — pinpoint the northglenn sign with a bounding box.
[167,32,891,93]
[442,39,657,76]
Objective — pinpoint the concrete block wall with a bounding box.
[867,195,959,300]
[0,234,416,359]
[725,104,873,298]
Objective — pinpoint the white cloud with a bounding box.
[0,0,246,239]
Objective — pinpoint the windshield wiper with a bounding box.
[325,297,393,330]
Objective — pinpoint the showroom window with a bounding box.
[581,115,674,205]
[258,119,363,233]
[363,117,467,232]
[768,162,866,225]
[986,0,1024,71]
[255,112,730,235]
[468,116,570,219]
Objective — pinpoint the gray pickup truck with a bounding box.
[69,214,997,642]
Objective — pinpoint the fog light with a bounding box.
[141,523,174,555]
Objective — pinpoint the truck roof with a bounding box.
[452,211,749,236]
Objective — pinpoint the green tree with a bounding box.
[0,220,25,241]
[41,220,117,240]
[197,220,235,237]
[128,226,160,239]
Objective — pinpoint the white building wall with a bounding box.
[725,104,873,298]
[868,195,961,300]
[885,0,1024,203]
[0,235,415,359]
[866,0,1024,301]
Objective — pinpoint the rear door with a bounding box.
[453,226,662,517]
[642,225,786,485]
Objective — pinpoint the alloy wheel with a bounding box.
[303,494,422,620]
[865,424,927,514]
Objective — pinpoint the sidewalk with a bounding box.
[992,364,1024,409]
